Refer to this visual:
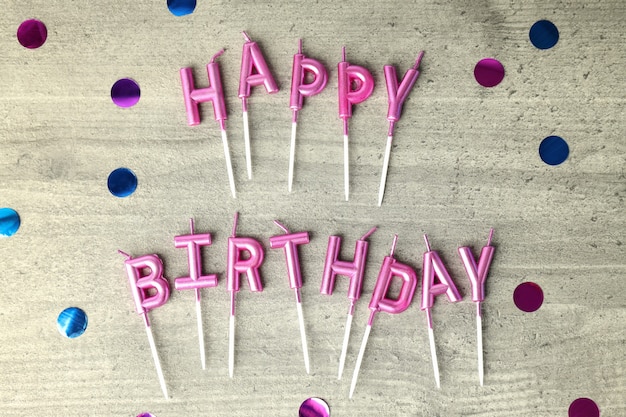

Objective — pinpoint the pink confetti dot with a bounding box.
[569,398,600,417]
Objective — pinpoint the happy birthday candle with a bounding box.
[269,220,311,373]
[458,228,495,386]
[226,212,265,377]
[288,39,328,192]
[349,235,417,398]
[421,234,462,389]
[239,32,279,179]
[337,47,375,201]
[119,251,171,399]
[321,227,376,380]
[173,218,218,370]
[180,50,236,198]
[378,51,424,206]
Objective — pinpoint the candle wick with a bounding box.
[360,226,377,241]
[231,212,239,237]
[273,220,290,234]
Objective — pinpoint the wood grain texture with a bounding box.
[0,0,624,416]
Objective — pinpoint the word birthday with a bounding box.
[120,214,495,399]
[180,33,425,204]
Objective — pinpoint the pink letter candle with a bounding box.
[458,228,495,386]
[321,227,376,380]
[420,235,462,389]
[378,51,425,206]
[120,251,171,399]
[349,235,417,398]
[173,218,218,371]
[180,50,236,198]
[288,39,328,192]
[226,213,265,377]
[337,46,375,201]
[239,32,279,179]
[269,220,311,374]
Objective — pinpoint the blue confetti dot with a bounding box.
[107,168,138,197]
[529,20,559,50]
[539,136,569,166]
[167,0,196,16]
[0,208,21,237]
[57,307,88,339]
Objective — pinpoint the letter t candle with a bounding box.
[269,220,311,373]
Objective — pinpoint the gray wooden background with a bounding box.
[0,0,624,416]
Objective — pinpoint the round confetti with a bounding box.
[167,0,197,16]
[530,20,559,50]
[539,135,569,166]
[299,397,330,417]
[0,208,21,237]
[57,307,88,339]
[513,282,544,312]
[474,58,505,87]
[17,19,47,49]
[111,78,141,108]
[569,398,600,417]
[137,414,156,417]
[107,168,138,197]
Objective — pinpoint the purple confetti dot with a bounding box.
[17,19,47,49]
[513,282,544,312]
[569,398,600,417]
[136,413,156,417]
[299,397,330,417]
[111,78,141,108]
[474,58,505,87]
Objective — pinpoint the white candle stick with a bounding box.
[288,120,298,192]
[426,309,441,389]
[343,133,350,201]
[377,135,393,206]
[228,291,236,378]
[477,302,484,386]
[242,109,252,179]
[349,322,371,399]
[144,316,169,399]
[195,298,206,370]
[220,129,237,198]
[295,289,310,374]
[337,302,355,380]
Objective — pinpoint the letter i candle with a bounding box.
[180,50,237,198]
[337,47,375,201]
[173,218,218,370]
[421,234,462,389]
[226,212,265,377]
[378,51,425,206]
[239,32,279,179]
[349,235,417,398]
[320,227,376,380]
[288,39,328,192]
[119,251,171,399]
[458,229,495,386]
[269,221,311,373]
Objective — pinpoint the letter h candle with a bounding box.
[320,227,376,379]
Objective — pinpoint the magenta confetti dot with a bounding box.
[111,78,141,108]
[569,398,600,417]
[513,282,544,312]
[299,397,330,417]
[136,413,156,417]
[17,19,47,49]
[474,58,505,87]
